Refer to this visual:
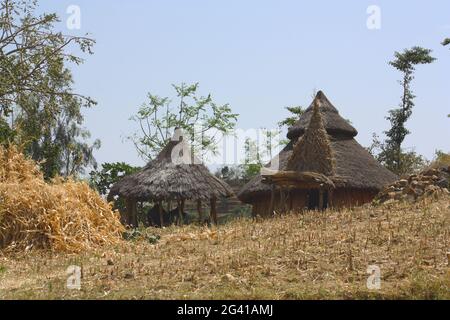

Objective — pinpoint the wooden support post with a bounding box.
[288,189,293,212]
[210,197,218,225]
[180,199,185,225]
[279,187,285,213]
[158,201,164,227]
[177,200,182,225]
[306,192,310,211]
[269,184,275,216]
[251,205,257,219]
[328,189,334,209]
[319,189,324,211]
[126,198,137,228]
[197,200,203,222]
[133,201,138,227]
[125,198,133,227]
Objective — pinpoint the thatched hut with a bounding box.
[109,129,234,227]
[238,91,398,216]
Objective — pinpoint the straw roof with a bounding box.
[287,98,335,175]
[287,91,358,140]
[238,91,398,202]
[109,129,234,202]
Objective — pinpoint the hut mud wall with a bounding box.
[250,190,308,217]
[250,188,378,217]
[331,188,378,208]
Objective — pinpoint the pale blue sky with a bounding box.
[39,0,450,167]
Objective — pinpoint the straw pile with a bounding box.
[0,146,125,253]
[287,98,335,175]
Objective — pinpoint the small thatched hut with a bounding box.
[238,91,398,216]
[109,129,234,227]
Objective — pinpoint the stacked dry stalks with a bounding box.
[0,146,124,253]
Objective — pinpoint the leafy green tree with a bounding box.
[13,92,100,179]
[216,105,307,185]
[278,106,305,128]
[0,0,95,115]
[276,105,306,146]
[215,137,265,185]
[129,83,238,161]
[58,121,101,178]
[218,105,306,184]
[241,137,263,181]
[433,150,450,167]
[90,162,140,196]
[90,162,141,217]
[261,128,282,160]
[215,165,245,185]
[0,0,99,179]
[368,134,428,176]
[0,117,15,144]
[442,38,450,48]
[379,47,435,174]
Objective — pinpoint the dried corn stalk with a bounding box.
[0,146,124,253]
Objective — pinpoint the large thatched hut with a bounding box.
[238,91,397,216]
[109,129,234,227]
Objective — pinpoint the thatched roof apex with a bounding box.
[287,91,358,140]
[109,129,234,202]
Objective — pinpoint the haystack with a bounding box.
[109,129,234,226]
[287,99,335,175]
[238,91,398,216]
[0,146,124,253]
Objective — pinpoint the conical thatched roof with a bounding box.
[109,129,234,202]
[287,98,335,175]
[287,91,358,140]
[238,91,398,202]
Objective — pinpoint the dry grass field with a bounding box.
[0,196,449,300]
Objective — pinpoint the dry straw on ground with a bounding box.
[1,194,448,299]
[0,146,124,253]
